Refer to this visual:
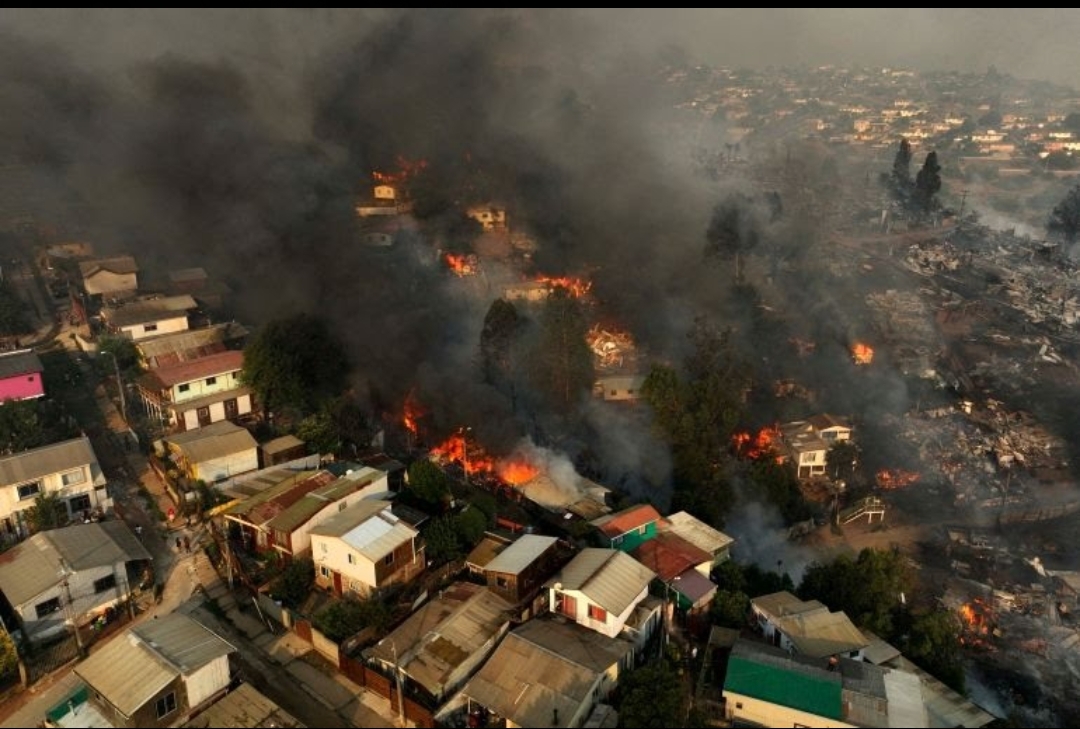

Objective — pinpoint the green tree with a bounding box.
[710,589,750,628]
[294,410,341,456]
[455,505,488,548]
[826,440,860,486]
[891,137,913,194]
[25,492,67,533]
[0,629,17,680]
[1048,183,1080,243]
[241,313,350,421]
[895,608,966,693]
[0,399,48,454]
[913,151,942,214]
[747,459,809,525]
[404,460,451,512]
[97,334,140,373]
[799,548,914,636]
[615,659,684,728]
[423,515,462,564]
[479,298,522,388]
[313,596,391,643]
[269,557,314,610]
[528,289,594,413]
[705,193,761,283]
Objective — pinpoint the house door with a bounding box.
[333,571,343,596]
[561,593,577,618]
[197,406,212,426]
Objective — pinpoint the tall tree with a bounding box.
[1048,183,1080,243]
[241,313,350,421]
[527,289,594,413]
[913,150,942,214]
[0,399,48,454]
[705,192,761,283]
[479,298,522,387]
[891,137,913,194]
[799,547,914,637]
[615,660,684,728]
[26,492,67,533]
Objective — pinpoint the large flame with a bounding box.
[430,433,494,476]
[852,342,874,365]
[733,426,784,461]
[445,252,478,276]
[403,393,423,436]
[497,459,540,485]
[875,469,920,489]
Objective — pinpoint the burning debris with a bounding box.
[732,426,783,461]
[788,337,816,358]
[851,342,874,365]
[444,252,480,277]
[535,274,592,299]
[587,324,636,372]
[875,468,921,490]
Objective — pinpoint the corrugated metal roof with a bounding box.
[893,656,996,727]
[167,421,257,464]
[266,469,387,534]
[590,504,662,539]
[181,683,303,728]
[466,536,510,571]
[512,618,633,674]
[142,350,243,388]
[102,295,197,327]
[0,349,42,379]
[310,499,417,561]
[136,322,247,367]
[260,435,304,455]
[670,568,716,606]
[777,608,868,658]
[168,267,208,284]
[79,256,138,277]
[484,535,557,576]
[725,640,842,720]
[662,511,734,556]
[751,591,826,620]
[75,614,233,718]
[0,436,100,488]
[0,521,151,606]
[366,583,513,697]
[883,668,928,728]
[631,532,711,582]
[460,632,599,728]
[543,549,655,616]
[861,629,902,666]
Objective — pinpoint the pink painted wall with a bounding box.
[0,373,45,402]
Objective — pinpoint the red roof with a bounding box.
[596,504,663,538]
[148,350,244,388]
[631,532,711,582]
[250,471,337,525]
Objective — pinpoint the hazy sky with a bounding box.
[3,9,1078,88]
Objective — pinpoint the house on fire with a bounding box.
[779,414,853,479]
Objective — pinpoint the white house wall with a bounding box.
[0,465,109,536]
[184,655,231,708]
[177,393,252,431]
[194,449,258,483]
[554,585,648,639]
[723,690,855,729]
[18,562,129,642]
[312,535,377,588]
[171,374,246,406]
[120,315,190,341]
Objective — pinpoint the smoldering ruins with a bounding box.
[5,8,1080,726]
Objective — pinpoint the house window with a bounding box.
[27,375,35,382]
[319,565,331,579]
[144,323,158,333]
[638,525,648,536]
[206,376,217,386]
[612,535,623,546]
[589,604,607,622]
[155,692,177,719]
[384,553,394,566]
[178,383,190,393]
[17,482,40,501]
[35,597,62,619]
[496,576,509,589]
[347,553,355,565]
[61,469,85,487]
[69,494,91,514]
[93,574,117,593]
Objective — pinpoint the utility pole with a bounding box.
[102,350,126,423]
[392,641,406,728]
[59,561,85,658]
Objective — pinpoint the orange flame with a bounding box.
[430,433,494,476]
[403,393,423,436]
[733,426,784,461]
[852,342,874,365]
[497,459,540,485]
[536,275,592,298]
[445,252,478,276]
[875,469,920,489]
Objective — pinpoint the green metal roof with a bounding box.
[724,654,842,720]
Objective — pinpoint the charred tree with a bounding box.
[1048,183,1080,243]
[527,289,594,414]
